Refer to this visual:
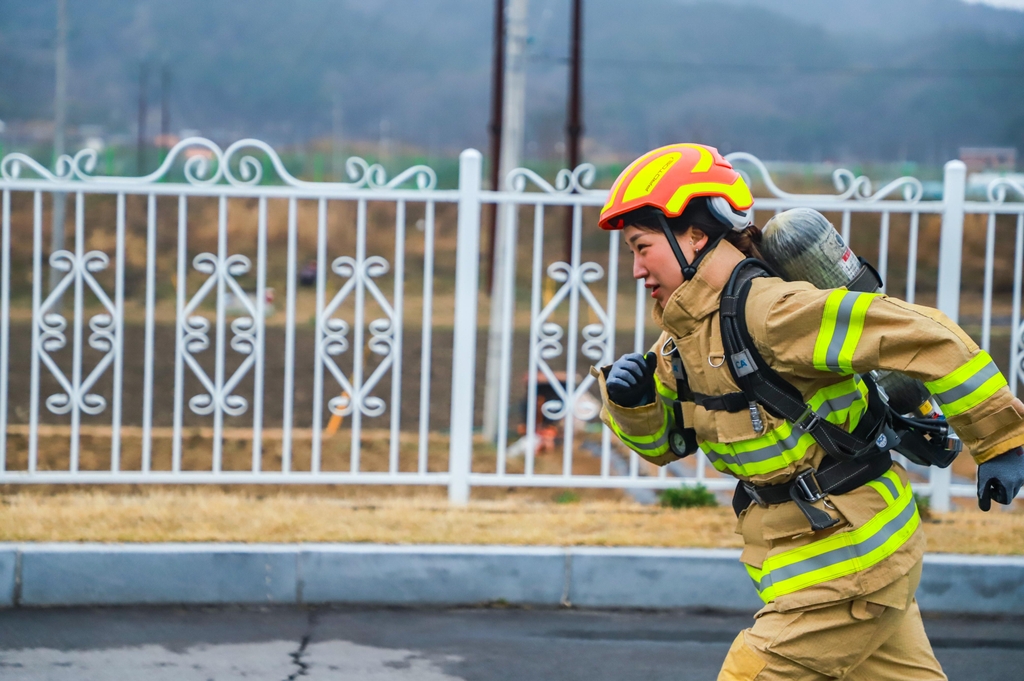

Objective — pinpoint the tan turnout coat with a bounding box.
[596,239,1024,612]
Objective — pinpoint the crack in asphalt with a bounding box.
[284,611,316,680]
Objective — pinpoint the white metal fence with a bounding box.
[1,139,1023,511]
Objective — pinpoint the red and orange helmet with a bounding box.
[599,143,754,231]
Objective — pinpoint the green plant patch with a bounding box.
[660,484,718,509]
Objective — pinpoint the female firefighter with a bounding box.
[595,143,1024,681]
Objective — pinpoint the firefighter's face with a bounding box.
[624,225,708,306]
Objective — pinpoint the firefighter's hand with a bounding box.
[606,352,658,408]
[978,446,1024,511]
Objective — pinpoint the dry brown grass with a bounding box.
[0,489,1021,554]
[0,491,737,546]
[917,509,1024,556]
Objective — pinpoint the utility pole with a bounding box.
[565,0,584,261]
[137,63,148,175]
[483,0,530,442]
[499,0,529,207]
[486,0,506,290]
[50,0,68,299]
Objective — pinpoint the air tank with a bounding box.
[761,208,862,289]
[761,208,935,418]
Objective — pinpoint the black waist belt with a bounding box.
[733,453,893,530]
[693,391,748,413]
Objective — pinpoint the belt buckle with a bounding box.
[795,404,822,432]
[793,469,826,503]
[743,482,768,508]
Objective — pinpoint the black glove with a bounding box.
[606,352,658,408]
[977,446,1024,511]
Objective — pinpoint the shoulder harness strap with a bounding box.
[718,259,887,461]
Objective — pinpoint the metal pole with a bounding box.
[448,149,483,505]
[50,0,68,299]
[486,0,506,291]
[937,160,966,325]
[137,63,148,175]
[564,0,583,261]
[482,0,530,442]
[931,159,967,514]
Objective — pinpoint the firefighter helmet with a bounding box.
[598,143,754,232]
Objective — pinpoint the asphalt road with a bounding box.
[0,605,1022,680]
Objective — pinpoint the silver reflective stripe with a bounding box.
[750,491,917,593]
[877,475,900,501]
[824,293,862,372]
[705,428,804,467]
[932,359,1001,406]
[704,385,864,468]
[817,387,864,417]
[622,429,670,453]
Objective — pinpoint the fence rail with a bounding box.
[1,139,1023,512]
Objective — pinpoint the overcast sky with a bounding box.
[965,0,1024,9]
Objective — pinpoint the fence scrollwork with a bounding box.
[726,152,923,203]
[987,176,1024,204]
[319,254,396,419]
[179,252,259,418]
[531,260,609,422]
[0,137,438,190]
[505,162,604,195]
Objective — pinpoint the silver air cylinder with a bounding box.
[761,208,934,417]
[761,208,862,289]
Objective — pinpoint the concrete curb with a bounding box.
[0,544,1021,615]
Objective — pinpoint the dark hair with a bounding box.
[623,197,764,260]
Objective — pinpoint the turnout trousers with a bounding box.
[718,560,946,681]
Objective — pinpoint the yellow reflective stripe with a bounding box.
[925,351,1008,418]
[813,290,845,371]
[607,402,672,456]
[754,471,908,578]
[655,374,677,402]
[925,352,991,394]
[813,290,879,374]
[602,148,665,214]
[679,143,714,172]
[701,376,868,477]
[865,477,896,505]
[664,177,754,214]
[623,153,683,202]
[941,373,1007,416]
[748,471,919,603]
[837,293,875,373]
[704,426,813,477]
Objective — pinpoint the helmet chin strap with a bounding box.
[656,213,726,282]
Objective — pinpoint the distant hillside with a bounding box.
[702,0,1024,39]
[1,0,1024,163]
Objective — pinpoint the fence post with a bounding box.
[932,159,967,514]
[448,148,483,504]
